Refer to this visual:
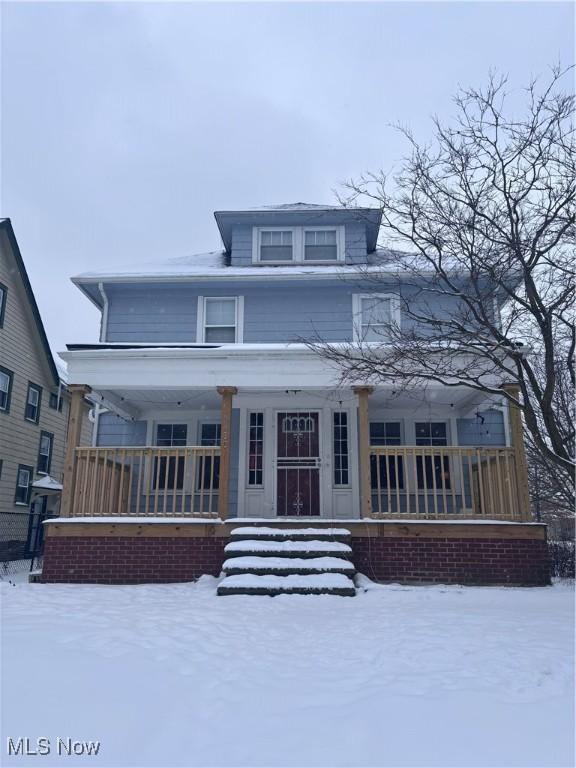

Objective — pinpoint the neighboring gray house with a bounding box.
[0,219,91,563]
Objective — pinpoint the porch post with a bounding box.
[353,385,374,518]
[502,383,531,521]
[217,386,238,520]
[60,384,91,518]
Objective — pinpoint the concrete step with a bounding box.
[224,539,352,559]
[229,526,351,542]
[217,573,356,597]
[223,555,355,576]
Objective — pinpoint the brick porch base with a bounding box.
[40,520,550,587]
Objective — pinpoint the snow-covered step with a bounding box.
[229,526,351,542]
[223,555,355,576]
[224,539,352,559]
[217,573,356,597]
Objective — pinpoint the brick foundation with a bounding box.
[351,536,550,586]
[40,520,550,587]
[42,536,226,584]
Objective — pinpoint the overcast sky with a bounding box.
[1,1,573,358]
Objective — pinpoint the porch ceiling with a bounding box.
[92,383,494,421]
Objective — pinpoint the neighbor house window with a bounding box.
[37,432,53,475]
[370,422,404,489]
[199,423,221,490]
[333,412,349,486]
[247,412,264,487]
[253,227,344,264]
[0,367,13,413]
[49,392,63,411]
[0,283,7,327]
[415,422,450,490]
[154,424,188,490]
[25,383,42,423]
[15,465,33,505]
[199,297,242,343]
[353,294,400,342]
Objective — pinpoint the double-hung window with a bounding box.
[37,432,53,475]
[253,227,343,264]
[415,422,450,490]
[154,424,187,490]
[259,230,293,262]
[353,294,400,342]
[0,282,7,327]
[199,297,242,343]
[199,423,220,490]
[25,383,42,423]
[370,422,404,490]
[0,367,13,413]
[15,465,33,505]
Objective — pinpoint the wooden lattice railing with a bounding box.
[70,446,221,518]
[369,446,523,520]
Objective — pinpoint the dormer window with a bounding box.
[260,230,293,262]
[253,226,344,264]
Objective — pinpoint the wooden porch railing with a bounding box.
[71,446,221,518]
[369,446,522,520]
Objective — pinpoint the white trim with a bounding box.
[352,293,401,343]
[196,296,244,343]
[252,225,345,265]
[97,282,109,342]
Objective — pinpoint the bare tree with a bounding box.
[313,66,575,506]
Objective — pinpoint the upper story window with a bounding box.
[0,283,7,327]
[352,293,400,343]
[49,391,63,411]
[25,383,42,423]
[253,226,344,264]
[198,297,243,343]
[0,366,13,413]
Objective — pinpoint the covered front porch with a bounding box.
[59,344,531,524]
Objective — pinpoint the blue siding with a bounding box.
[96,412,147,446]
[105,284,197,343]
[457,409,506,446]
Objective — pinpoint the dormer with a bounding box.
[214,203,381,267]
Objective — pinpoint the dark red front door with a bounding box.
[276,412,320,516]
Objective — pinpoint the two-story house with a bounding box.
[41,204,549,592]
[0,219,91,567]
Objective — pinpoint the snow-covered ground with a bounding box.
[1,576,574,768]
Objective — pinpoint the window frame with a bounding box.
[333,411,350,488]
[0,366,14,414]
[14,464,33,506]
[252,226,345,264]
[49,391,63,412]
[246,411,264,488]
[197,296,244,343]
[25,382,42,424]
[352,293,401,343]
[0,282,7,328]
[37,431,54,475]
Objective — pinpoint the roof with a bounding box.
[0,218,60,387]
[214,203,382,253]
[72,247,405,289]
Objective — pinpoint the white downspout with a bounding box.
[98,282,109,342]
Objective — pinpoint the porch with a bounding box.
[60,379,530,523]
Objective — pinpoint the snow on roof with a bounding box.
[73,248,405,281]
[32,476,63,492]
[244,202,345,212]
